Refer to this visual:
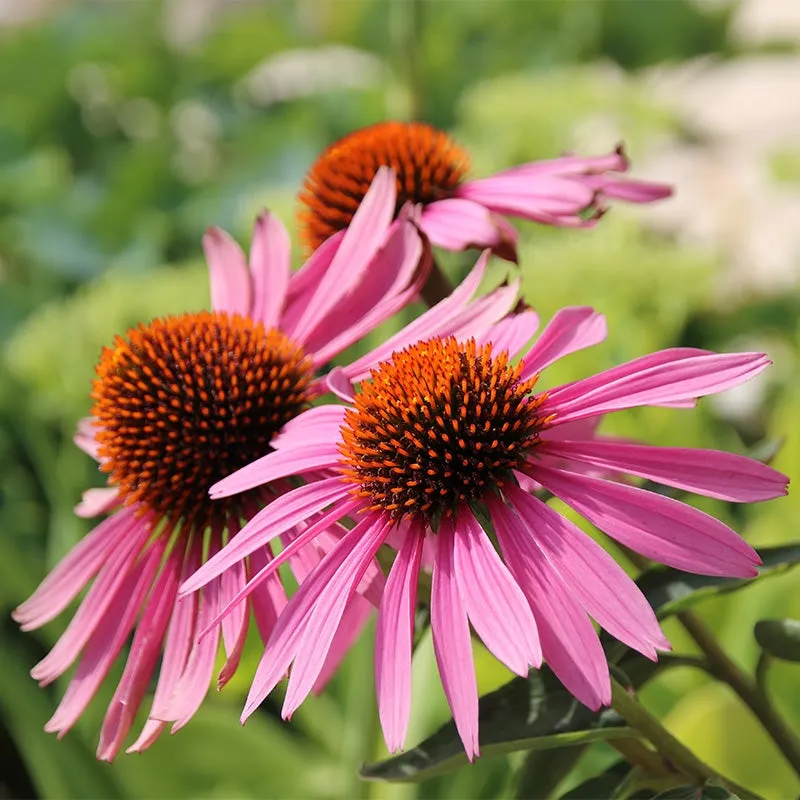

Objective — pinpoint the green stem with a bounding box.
[610,678,763,800]
[678,610,800,779]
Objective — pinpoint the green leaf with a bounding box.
[635,544,800,620]
[360,668,634,783]
[651,785,739,799]
[514,745,588,799]
[753,619,800,663]
[558,761,633,799]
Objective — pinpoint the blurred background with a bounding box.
[1,0,799,797]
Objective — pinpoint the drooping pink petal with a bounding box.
[74,417,101,460]
[534,465,761,577]
[97,550,180,761]
[282,516,391,716]
[74,487,120,518]
[248,545,288,644]
[489,149,628,181]
[488,496,610,709]
[541,439,789,503]
[456,174,595,217]
[249,211,290,329]
[375,521,425,753]
[242,513,389,721]
[448,279,521,343]
[202,227,251,317]
[544,351,770,425]
[217,527,250,690]
[45,538,165,738]
[507,486,668,657]
[581,174,673,203]
[452,510,541,675]
[342,251,489,382]
[419,198,505,251]
[127,549,199,754]
[183,477,352,595]
[291,167,395,343]
[14,506,141,630]
[519,308,607,380]
[30,515,154,684]
[432,515,480,761]
[473,310,539,359]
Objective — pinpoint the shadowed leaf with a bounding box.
[753,619,800,663]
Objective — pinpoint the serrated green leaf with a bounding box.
[753,619,800,663]
[360,668,634,783]
[635,544,800,620]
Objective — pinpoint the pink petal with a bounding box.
[291,167,395,343]
[202,227,251,316]
[541,439,789,503]
[342,250,490,383]
[520,307,607,380]
[249,545,288,644]
[534,465,761,577]
[74,417,101,460]
[217,536,250,690]
[581,174,673,203]
[30,515,153,684]
[488,496,610,709]
[242,513,389,721]
[270,405,347,450]
[490,149,628,181]
[375,521,425,752]
[432,516,480,761]
[127,549,199,754]
[419,198,504,251]
[507,486,668,657]
[545,351,770,425]
[14,506,140,630]
[249,211,290,329]
[473,310,540,359]
[324,367,356,403]
[448,278,521,343]
[452,510,541,675]
[74,487,120,518]
[97,550,180,761]
[45,539,165,738]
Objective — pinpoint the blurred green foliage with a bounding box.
[1,1,798,799]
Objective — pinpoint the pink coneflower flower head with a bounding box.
[183,308,788,761]
[12,169,431,761]
[298,121,672,261]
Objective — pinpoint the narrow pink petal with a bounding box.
[164,577,221,731]
[74,417,101,460]
[291,167,395,343]
[14,506,140,630]
[199,498,361,635]
[30,515,153,683]
[534,465,761,577]
[217,537,249,690]
[282,516,390,716]
[202,227,251,316]
[492,149,628,180]
[507,486,668,657]
[97,551,180,761]
[520,307,607,381]
[375,521,424,753]
[342,250,490,383]
[249,545,288,644]
[488,496,610,709]
[127,549,198,754]
[249,211,290,328]
[183,477,351,595]
[456,174,595,216]
[541,439,789,503]
[581,174,673,203]
[313,593,375,695]
[473,310,539,359]
[270,405,348,450]
[452,510,541,675]
[448,278,521,344]
[210,443,341,498]
[242,513,389,721]
[419,198,504,250]
[432,516,480,761]
[304,219,424,362]
[46,539,165,738]
[324,367,356,403]
[74,487,120,518]
[544,351,771,425]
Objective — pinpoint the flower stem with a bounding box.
[610,677,763,800]
[677,609,800,779]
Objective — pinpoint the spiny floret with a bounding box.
[340,337,547,521]
[92,311,312,532]
[299,121,469,252]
